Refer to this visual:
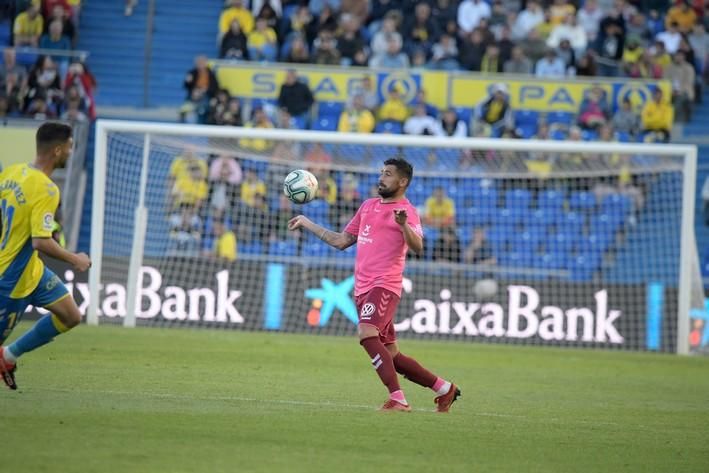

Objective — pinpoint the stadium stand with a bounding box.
[2,0,708,284]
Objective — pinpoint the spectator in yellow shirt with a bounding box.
[169,148,207,189]
[212,220,237,262]
[641,88,674,142]
[219,0,254,37]
[247,17,277,61]
[14,2,44,47]
[424,187,456,228]
[665,0,697,34]
[239,108,275,151]
[240,168,267,207]
[338,94,375,133]
[172,162,209,210]
[378,88,409,123]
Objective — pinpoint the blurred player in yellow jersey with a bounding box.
[0,122,91,390]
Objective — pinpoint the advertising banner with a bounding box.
[26,257,679,352]
[212,62,670,114]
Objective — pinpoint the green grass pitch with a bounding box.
[1,322,708,473]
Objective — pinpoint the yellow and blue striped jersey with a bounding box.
[0,163,60,299]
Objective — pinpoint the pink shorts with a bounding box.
[355,287,400,345]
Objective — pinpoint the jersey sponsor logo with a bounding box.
[360,302,375,320]
[43,213,54,231]
[358,224,374,245]
[45,274,60,291]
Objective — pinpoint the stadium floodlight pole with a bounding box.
[87,120,108,326]
[677,145,697,355]
[123,133,152,328]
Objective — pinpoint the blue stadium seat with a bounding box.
[500,250,534,268]
[318,101,344,118]
[372,145,399,158]
[292,115,307,129]
[302,242,329,258]
[312,117,338,131]
[487,225,512,252]
[302,199,329,224]
[616,131,632,143]
[568,191,597,213]
[538,189,565,212]
[511,229,544,253]
[269,240,298,256]
[456,227,473,247]
[601,194,633,218]
[460,206,493,228]
[537,251,568,270]
[505,189,532,210]
[590,212,623,235]
[470,186,498,209]
[546,111,575,126]
[581,130,598,141]
[375,121,403,134]
[337,143,368,161]
[547,231,577,253]
[492,208,523,227]
[569,253,602,281]
[240,241,263,255]
[407,182,428,206]
[557,211,585,230]
[436,148,460,162]
[251,98,276,110]
[517,124,538,139]
[453,107,472,125]
[524,209,555,230]
[514,110,540,126]
[585,231,613,253]
[551,129,567,140]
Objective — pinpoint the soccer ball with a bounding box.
[473,278,498,301]
[283,169,319,204]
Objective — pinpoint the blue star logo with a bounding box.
[690,298,709,348]
[305,276,357,326]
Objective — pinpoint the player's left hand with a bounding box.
[394,209,408,226]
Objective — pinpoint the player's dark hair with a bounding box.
[36,122,72,153]
[384,157,413,187]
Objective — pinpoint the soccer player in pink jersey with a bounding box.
[288,158,460,412]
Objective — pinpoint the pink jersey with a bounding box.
[344,197,423,297]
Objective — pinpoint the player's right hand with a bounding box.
[73,252,92,272]
[288,215,310,231]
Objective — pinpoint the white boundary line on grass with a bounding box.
[38,387,640,429]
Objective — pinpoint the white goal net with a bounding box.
[86,120,699,354]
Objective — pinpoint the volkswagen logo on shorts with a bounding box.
[360,303,376,320]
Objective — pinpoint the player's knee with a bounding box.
[357,323,379,340]
[60,308,82,329]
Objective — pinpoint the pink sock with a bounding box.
[389,389,408,405]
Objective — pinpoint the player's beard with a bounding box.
[378,184,397,199]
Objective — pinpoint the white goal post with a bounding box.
[89,119,698,354]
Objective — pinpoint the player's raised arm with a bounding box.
[287,215,357,250]
[394,209,424,256]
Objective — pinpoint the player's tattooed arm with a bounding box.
[322,230,357,250]
[287,215,357,250]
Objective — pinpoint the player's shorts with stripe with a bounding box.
[355,287,400,345]
[0,267,69,344]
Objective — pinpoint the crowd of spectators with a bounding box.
[2,0,94,122]
[176,0,708,149]
[210,0,707,121]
